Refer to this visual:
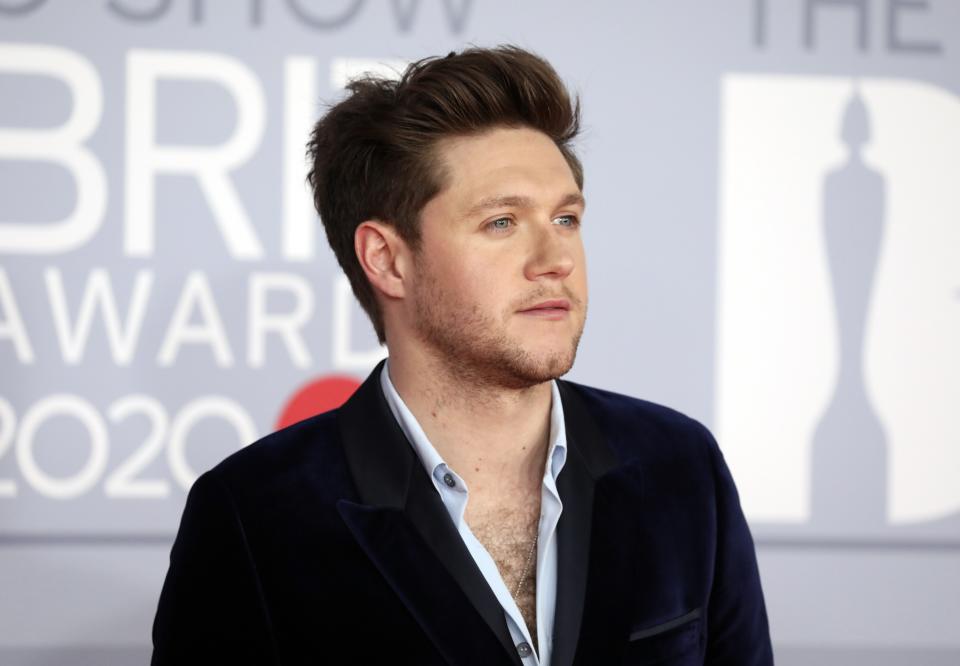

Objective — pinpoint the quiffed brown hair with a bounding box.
[306,45,582,344]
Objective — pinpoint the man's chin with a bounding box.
[498,344,579,388]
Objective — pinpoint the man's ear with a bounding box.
[355,220,409,300]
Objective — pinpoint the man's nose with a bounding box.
[524,222,576,281]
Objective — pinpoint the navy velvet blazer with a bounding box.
[152,361,773,665]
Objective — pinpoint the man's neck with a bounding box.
[386,350,553,497]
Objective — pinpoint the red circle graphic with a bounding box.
[275,375,361,431]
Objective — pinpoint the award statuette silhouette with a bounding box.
[810,86,889,534]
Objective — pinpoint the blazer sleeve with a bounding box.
[151,470,279,665]
[699,424,774,665]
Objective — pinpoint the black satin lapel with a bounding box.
[552,445,594,666]
[338,361,521,666]
[573,462,647,664]
[405,468,522,665]
[553,382,619,666]
[338,360,410,508]
[337,500,519,666]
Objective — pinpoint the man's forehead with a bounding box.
[433,134,578,204]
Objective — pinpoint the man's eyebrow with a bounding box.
[465,192,586,217]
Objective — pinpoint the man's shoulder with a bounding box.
[200,408,351,501]
[560,379,719,467]
[561,379,706,431]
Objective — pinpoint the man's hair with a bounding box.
[306,45,582,343]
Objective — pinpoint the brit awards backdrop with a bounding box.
[1,1,958,663]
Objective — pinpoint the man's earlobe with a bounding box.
[355,221,406,300]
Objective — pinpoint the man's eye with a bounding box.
[554,215,579,227]
[488,217,512,232]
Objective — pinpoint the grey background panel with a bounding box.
[1,0,958,661]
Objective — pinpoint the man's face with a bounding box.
[407,126,588,388]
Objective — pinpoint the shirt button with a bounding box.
[516,642,532,658]
[442,472,456,488]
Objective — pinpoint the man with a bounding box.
[152,46,773,665]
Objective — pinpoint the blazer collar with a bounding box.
[337,361,620,666]
[337,360,522,665]
[552,379,619,666]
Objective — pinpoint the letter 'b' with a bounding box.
[0,44,106,254]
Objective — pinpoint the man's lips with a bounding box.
[520,299,570,312]
[518,299,572,319]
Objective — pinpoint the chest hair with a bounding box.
[467,497,542,651]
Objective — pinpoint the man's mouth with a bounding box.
[518,299,571,318]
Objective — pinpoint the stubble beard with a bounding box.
[411,265,586,391]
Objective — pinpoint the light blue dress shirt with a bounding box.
[380,360,567,665]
